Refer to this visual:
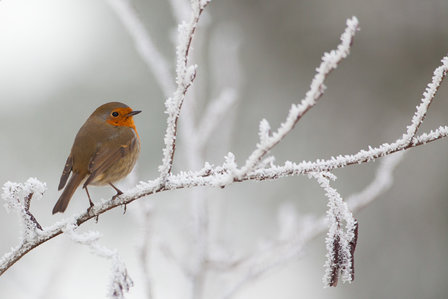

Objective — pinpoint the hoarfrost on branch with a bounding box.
[1,1,447,298]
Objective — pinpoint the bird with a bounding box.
[52,102,141,214]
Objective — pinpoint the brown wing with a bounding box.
[83,137,137,188]
[58,155,73,190]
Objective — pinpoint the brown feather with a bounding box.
[52,171,86,214]
[84,145,128,188]
[58,155,73,191]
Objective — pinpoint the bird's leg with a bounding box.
[109,183,123,199]
[85,186,99,222]
[85,186,95,209]
[109,183,127,214]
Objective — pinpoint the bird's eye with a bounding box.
[111,111,119,117]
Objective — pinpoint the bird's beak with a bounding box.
[127,110,142,117]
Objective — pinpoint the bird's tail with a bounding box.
[52,172,84,214]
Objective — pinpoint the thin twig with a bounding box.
[158,0,211,180]
[23,193,42,230]
[237,17,360,178]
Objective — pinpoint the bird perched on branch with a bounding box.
[52,102,141,214]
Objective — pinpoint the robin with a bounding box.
[52,102,141,214]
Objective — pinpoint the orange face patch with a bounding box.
[106,107,139,138]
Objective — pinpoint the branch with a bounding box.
[244,125,448,181]
[158,0,211,180]
[237,16,360,178]
[109,0,211,180]
[1,130,443,278]
[218,153,404,299]
[2,178,46,240]
[64,223,133,298]
[405,57,447,141]
[309,172,357,287]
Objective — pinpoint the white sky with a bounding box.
[0,0,110,105]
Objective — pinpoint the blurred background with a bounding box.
[0,0,447,298]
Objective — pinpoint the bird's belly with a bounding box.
[90,143,140,186]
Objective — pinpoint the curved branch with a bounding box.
[1,126,446,277]
[237,17,360,177]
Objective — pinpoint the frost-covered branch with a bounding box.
[404,58,447,142]
[237,17,359,178]
[309,172,357,287]
[218,153,404,298]
[109,0,211,180]
[2,178,46,240]
[158,0,211,180]
[64,223,133,298]
[243,124,448,181]
[0,125,444,278]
